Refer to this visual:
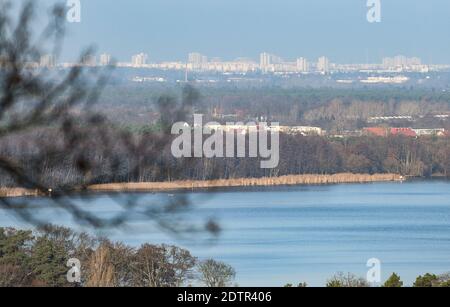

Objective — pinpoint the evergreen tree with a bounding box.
[0,228,34,286]
[383,273,403,287]
[29,237,69,287]
[414,273,439,287]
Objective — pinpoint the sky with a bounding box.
[33,0,450,63]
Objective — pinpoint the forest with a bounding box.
[1,130,449,189]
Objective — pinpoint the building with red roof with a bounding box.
[390,128,417,137]
[363,127,418,137]
[363,127,389,137]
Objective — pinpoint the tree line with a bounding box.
[1,133,450,189]
[95,85,450,132]
[286,271,450,288]
[2,226,449,288]
[0,226,235,287]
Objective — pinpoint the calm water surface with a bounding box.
[1,181,450,286]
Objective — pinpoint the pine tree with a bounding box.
[383,273,403,287]
[29,237,69,287]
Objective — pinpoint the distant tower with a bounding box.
[99,53,112,66]
[296,57,309,72]
[39,54,56,68]
[317,56,330,73]
[260,52,271,72]
[188,52,207,71]
[131,53,149,67]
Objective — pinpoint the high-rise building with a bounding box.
[188,52,208,65]
[260,52,271,71]
[99,53,112,66]
[260,52,283,72]
[382,55,422,69]
[188,52,208,70]
[39,54,56,68]
[131,53,148,67]
[393,55,407,67]
[296,57,309,72]
[317,56,329,73]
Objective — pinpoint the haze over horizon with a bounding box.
[37,0,450,64]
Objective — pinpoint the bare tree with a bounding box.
[197,259,236,287]
[0,0,218,236]
[326,272,370,288]
[132,244,196,287]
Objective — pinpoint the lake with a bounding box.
[1,181,450,287]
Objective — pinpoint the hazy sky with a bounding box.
[36,0,450,63]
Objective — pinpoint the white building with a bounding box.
[260,52,271,70]
[131,53,149,67]
[360,76,409,84]
[39,54,56,68]
[413,128,446,137]
[188,52,208,65]
[188,52,208,71]
[296,57,309,72]
[317,56,330,73]
[260,52,283,72]
[277,126,323,136]
[99,53,112,66]
[382,55,423,70]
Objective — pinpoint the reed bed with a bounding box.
[0,174,402,197]
[0,188,40,198]
[87,173,403,193]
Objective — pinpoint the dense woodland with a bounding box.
[1,130,449,189]
[2,80,450,189]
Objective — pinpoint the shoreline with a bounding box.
[87,173,403,193]
[0,173,403,198]
[0,188,43,198]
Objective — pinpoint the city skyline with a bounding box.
[43,50,445,65]
[36,51,448,75]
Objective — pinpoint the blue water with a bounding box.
[1,181,450,286]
